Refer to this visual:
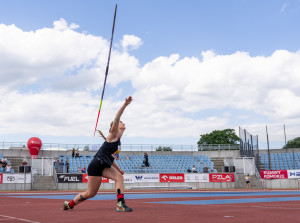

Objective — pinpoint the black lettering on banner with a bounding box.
[57,174,83,183]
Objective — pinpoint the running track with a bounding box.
[0,190,299,223]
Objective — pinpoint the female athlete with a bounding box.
[63,96,133,212]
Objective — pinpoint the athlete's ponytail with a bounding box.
[97,130,106,140]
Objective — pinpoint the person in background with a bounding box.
[5,164,11,173]
[143,152,149,167]
[65,160,70,173]
[192,165,197,173]
[75,152,80,158]
[77,166,82,173]
[81,166,87,173]
[245,174,251,188]
[58,159,64,173]
[187,167,191,173]
[2,158,7,172]
[203,165,208,173]
[22,159,28,166]
[72,148,76,158]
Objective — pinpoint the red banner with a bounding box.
[260,170,288,179]
[209,173,235,182]
[159,173,184,182]
[0,174,2,183]
[82,174,109,183]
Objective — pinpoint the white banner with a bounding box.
[132,174,160,183]
[109,174,135,184]
[2,174,31,183]
[288,169,300,178]
[89,144,101,151]
[185,173,209,182]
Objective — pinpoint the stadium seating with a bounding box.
[58,154,217,174]
[260,152,300,170]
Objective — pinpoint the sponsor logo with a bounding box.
[161,175,168,180]
[57,174,82,183]
[135,176,143,180]
[6,176,15,182]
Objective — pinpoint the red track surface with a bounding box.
[0,190,299,223]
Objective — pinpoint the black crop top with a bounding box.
[94,138,121,167]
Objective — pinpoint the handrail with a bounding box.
[254,165,263,189]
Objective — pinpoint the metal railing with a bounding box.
[0,141,240,152]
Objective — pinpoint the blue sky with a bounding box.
[0,0,300,149]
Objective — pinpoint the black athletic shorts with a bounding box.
[87,158,111,177]
[246,181,250,184]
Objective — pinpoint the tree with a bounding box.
[156,146,172,151]
[283,137,300,148]
[197,129,239,145]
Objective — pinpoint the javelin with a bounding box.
[94,4,117,136]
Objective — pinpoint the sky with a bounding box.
[0,0,300,150]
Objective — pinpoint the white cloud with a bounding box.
[121,34,143,51]
[0,20,300,146]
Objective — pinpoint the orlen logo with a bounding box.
[161,175,168,180]
[169,176,183,180]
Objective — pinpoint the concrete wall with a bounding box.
[57,182,235,190]
[0,183,31,191]
[262,179,300,189]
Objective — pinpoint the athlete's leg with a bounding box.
[102,166,132,212]
[63,176,102,210]
[73,176,102,202]
[102,166,124,194]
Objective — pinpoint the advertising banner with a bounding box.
[57,174,83,183]
[2,174,31,183]
[159,173,185,183]
[107,174,135,184]
[287,169,300,179]
[133,174,160,183]
[0,174,2,183]
[260,170,288,179]
[209,173,235,182]
[185,174,209,183]
[82,174,109,183]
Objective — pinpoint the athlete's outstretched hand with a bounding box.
[124,96,132,106]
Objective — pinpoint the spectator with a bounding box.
[75,152,80,158]
[203,165,208,173]
[2,158,7,172]
[81,166,87,173]
[22,159,28,166]
[77,166,82,173]
[5,164,11,173]
[187,167,191,173]
[65,160,70,173]
[72,148,76,158]
[245,174,251,188]
[125,154,130,160]
[192,165,197,173]
[143,152,149,167]
[58,159,65,173]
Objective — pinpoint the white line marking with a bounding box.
[0,215,40,223]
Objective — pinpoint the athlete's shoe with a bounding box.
[63,201,73,210]
[117,201,132,212]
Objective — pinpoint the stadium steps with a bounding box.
[210,157,224,172]
[236,174,261,189]
[32,175,57,190]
